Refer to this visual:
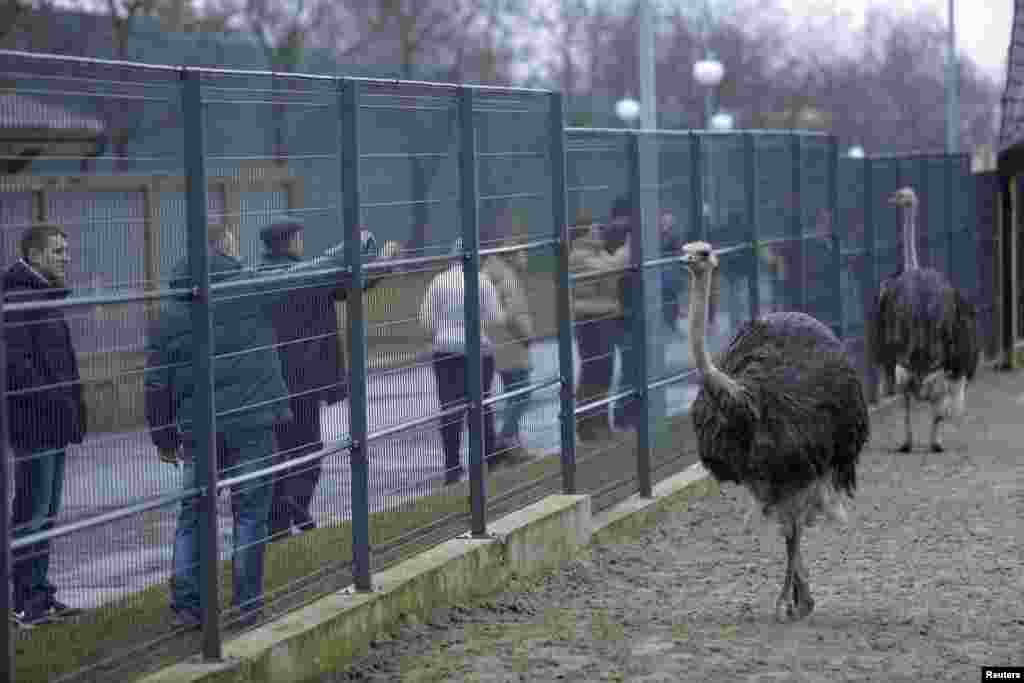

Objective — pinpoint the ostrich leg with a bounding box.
[775,526,798,623]
[929,414,945,453]
[897,392,914,453]
[790,525,815,620]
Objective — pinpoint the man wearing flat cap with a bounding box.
[259,219,400,538]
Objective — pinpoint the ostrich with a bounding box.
[683,241,869,623]
[869,187,978,454]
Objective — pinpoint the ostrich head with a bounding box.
[681,241,719,274]
[888,187,918,207]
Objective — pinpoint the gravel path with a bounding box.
[327,368,1024,682]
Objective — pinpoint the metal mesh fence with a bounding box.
[0,49,999,682]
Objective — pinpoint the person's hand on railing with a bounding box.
[158,446,180,466]
[381,240,401,260]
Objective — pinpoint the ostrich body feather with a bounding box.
[870,267,979,385]
[692,312,869,514]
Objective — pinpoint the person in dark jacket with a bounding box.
[145,225,292,628]
[257,219,399,539]
[4,223,86,626]
[607,197,642,433]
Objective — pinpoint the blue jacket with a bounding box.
[144,249,292,450]
[3,260,86,451]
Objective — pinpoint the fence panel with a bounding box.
[1,52,193,683]
[801,136,836,329]
[0,49,1001,683]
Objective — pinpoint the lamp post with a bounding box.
[945,0,959,154]
[693,58,725,128]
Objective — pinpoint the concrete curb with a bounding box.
[138,365,962,683]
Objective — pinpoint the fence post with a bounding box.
[627,132,652,498]
[181,68,223,660]
[947,155,956,279]
[863,156,880,401]
[1002,174,1019,368]
[745,133,760,320]
[691,132,705,242]
[829,136,844,340]
[340,78,373,591]
[792,135,805,313]
[458,87,488,537]
[550,93,576,494]
[0,273,11,683]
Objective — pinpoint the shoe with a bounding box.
[44,597,82,619]
[12,604,56,628]
[170,609,201,630]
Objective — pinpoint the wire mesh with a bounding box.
[0,48,999,683]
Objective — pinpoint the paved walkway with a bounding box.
[330,366,1023,682]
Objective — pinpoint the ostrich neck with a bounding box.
[688,269,739,396]
[902,203,919,270]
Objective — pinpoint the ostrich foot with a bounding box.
[775,595,797,623]
[774,595,814,622]
[896,442,913,453]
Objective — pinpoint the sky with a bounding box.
[776,0,1011,84]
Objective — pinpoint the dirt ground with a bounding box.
[327,368,1023,683]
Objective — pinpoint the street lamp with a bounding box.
[693,58,725,128]
[615,96,641,128]
[848,145,865,159]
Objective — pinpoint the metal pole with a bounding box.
[0,271,12,683]
[829,136,844,340]
[746,133,760,320]
[945,0,959,155]
[182,68,222,661]
[627,132,652,498]
[638,0,656,131]
[792,136,805,313]
[550,93,576,495]
[864,156,880,400]
[947,155,956,279]
[458,87,488,537]
[691,132,705,242]
[340,78,372,592]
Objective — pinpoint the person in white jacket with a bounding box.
[420,239,507,484]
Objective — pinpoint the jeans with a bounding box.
[431,352,497,483]
[576,316,632,427]
[498,367,532,442]
[11,447,66,610]
[172,427,275,617]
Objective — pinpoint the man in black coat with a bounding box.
[4,223,86,626]
[259,219,400,538]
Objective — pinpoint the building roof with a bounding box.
[0,90,106,173]
[0,91,105,137]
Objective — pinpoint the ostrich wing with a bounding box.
[870,268,969,376]
[947,288,979,381]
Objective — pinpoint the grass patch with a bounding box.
[20,408,699,682]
